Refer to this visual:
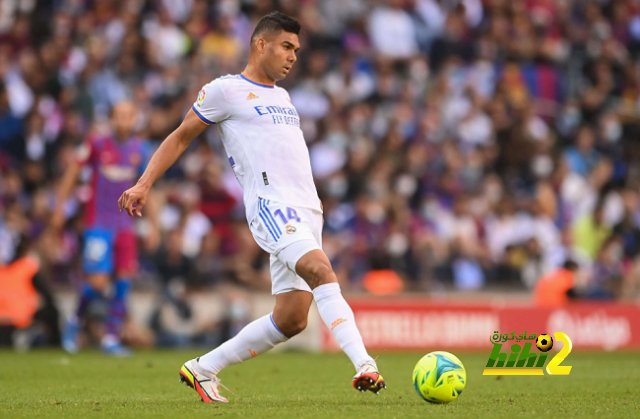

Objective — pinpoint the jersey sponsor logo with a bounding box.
[285,224,297,234]
[254,105,298,117]
[254,105,300,127]
[99,165,138,182]
[249,349,258,357]
[196,88,206,107]
[246,92,259,100]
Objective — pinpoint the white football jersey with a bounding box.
[192,74,322,222]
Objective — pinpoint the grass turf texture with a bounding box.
[1,350,639,418]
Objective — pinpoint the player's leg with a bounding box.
[295,249,374,369]
[268,202,385,393]
[271,290,313,337]
[295,249,385,393]
[294,249,383,390]
[198,289,311,373]
[289,205,374,370]
[102,230,137,356]
[63,229,113,354]
[181,288,312,403]
[256,200,384,392]
[62,273,110,353]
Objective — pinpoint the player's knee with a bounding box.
[87,274,110,292]
[279,316,307,337]
[306,261,335,289]
[296,250,338,289]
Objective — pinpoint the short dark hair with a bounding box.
[250,12,300,44]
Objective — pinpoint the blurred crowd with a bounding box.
[2,0,640,302]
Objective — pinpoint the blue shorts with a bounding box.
[83,228,138,275]
[83,229,115,274]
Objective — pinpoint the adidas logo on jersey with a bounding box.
[246,92,259,100]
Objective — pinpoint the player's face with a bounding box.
[262,31,299,81]
[111,101,137,139]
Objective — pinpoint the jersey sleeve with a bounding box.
[280,86,293,104]
[191,80,229,125]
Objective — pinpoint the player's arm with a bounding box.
[118,110,208,217]
[141,187,162,252]
[50,159,82,230]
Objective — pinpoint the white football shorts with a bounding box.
[248,198,323,295]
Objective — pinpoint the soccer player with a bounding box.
[53,101,152,356]
[118,12,385,402]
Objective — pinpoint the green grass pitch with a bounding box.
[1,350,639,418]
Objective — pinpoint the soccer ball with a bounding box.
[536,334,554,352]
[412,351,466,404]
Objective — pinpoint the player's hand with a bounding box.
[118,184,149,217]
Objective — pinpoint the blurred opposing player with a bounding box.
[53,101,152,356]
[118,12,385,402]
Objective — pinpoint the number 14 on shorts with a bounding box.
[274,207,300,224]
[259,198,301,239]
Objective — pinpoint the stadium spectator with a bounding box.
[534,260,579,307]
[0,0,640,314]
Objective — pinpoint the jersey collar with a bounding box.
[240,73,275,89]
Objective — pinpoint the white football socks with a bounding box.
[313,283,374,369]
[197,284,373,375]
[197,313,287,375]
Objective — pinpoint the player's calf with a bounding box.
[272,315,306,338]
[271,291,312,338]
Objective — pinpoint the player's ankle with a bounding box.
[195,357,218,377]
[357,357,376,369]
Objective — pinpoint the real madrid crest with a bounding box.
[286,225,297,234]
